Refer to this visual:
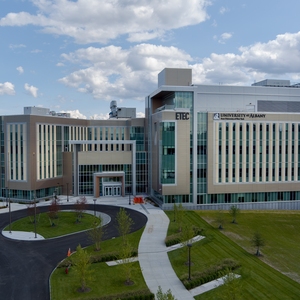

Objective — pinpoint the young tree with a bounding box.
[229,205,240,224]
[251,232,265,256]
[216,209,225,229]
[75,196,88,222]
[116,208,134,245]
[218,271,243,300]
[118,240,136,285]
[88,216,104,251]
[48,199,60,226]
[176,203,185,232]
[180,223,195,266]
[156,286,177,300]
[173,203,177,222]
[27,203,39,224]
[72,244,93,292]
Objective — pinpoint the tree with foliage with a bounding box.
[156,286,177,300]
[71,244,93,292]
[75,196,88,222]
[27,203,40,224]
[173,203,177,222]
[251,231,265,256]
[180,223,195,266]
[118,240,136,285]
[218,270,243,300]
[48,199,60,226]
[88,216,104,251]
[229,205,240,224]
[116,208,134,245]
[180,223,194,247]
[176,203,185,232]
[216,209,225,229]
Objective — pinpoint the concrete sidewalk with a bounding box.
[138,205,195,300]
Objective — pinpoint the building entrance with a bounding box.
[104,185,121,196]
[102,181,122,197]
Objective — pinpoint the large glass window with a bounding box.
[160,122,175,184]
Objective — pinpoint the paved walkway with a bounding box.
[138,204,195,299]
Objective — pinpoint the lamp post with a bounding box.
[8,189,11,233]
[34,191,37,238]
[67,183,69,202]
[6,186,8,207]
[53,190,56,204]
[93,198,96,216]
[187,243,192,281]
[129,193,131,205]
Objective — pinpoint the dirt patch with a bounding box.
[222,231,244,241]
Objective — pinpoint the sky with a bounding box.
[1,0,300,120]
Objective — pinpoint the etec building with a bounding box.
[2,68,300,209]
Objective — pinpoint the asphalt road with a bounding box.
[0,204,147,300]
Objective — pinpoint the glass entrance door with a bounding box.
[104,185,121,196]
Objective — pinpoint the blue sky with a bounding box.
[1,0,300,119]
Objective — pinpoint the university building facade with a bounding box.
[2,68,300,209]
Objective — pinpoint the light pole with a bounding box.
[34,191,37,238]
[129,194,131,205]
[93,198,96,216]
[8,189,11,233]
[67,183,69,202]
[187,243,192,281]
[6,186,8,207]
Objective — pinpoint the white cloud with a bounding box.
[66,110,87,119]
[192,31,300,85]
[9,44,26,49]
[16,66,24,74]
[24,83,38,97]
[137,112,145,118]
[59,43,191,101]
[219,6,229,14]
[0,0,210,44]
[31,49,42,53]
[56,31,300,98]
[89,113,109,120]
[218,32,233,44]
[0,82,15,95]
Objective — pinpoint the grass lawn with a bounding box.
[50,227,150,300]
[199,210,300,284]
[165,210,300,300]
[3,211,100,238]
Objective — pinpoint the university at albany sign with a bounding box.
[213,112,266,121]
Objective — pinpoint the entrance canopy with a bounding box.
[94,171,125,197]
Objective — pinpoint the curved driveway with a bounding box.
[0,204,147,300]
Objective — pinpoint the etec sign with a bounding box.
[175,112,189,120]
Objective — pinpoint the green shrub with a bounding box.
[165,233,181,247]
[57,250,138,267]
[180,258,241,289]
[82,289,154,299]
[165,226,204,247]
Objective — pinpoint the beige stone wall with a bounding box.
[207,112,300,194]
[78,151,132,165]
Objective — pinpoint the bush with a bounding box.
[165,234,181,247]
[165,226,204,247]
[57,250,138,267]
[82,289,154,299]
[180,258,241,289]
